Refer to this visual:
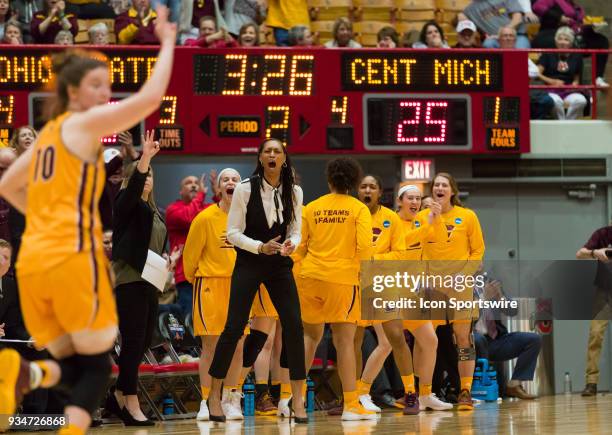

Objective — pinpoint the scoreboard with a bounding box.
[0,47,529,154]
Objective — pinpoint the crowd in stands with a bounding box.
[0,0,609,119]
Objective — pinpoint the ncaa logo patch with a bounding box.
[414,221,421,228]
[383,220,391,228]
[455,217,463,225]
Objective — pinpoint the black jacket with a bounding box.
[111,168,166,274]
[0,276,29,341]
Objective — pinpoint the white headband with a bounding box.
[217,168,241,186]
[397,184,422,199]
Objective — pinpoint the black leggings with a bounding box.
[116,281,158,394]
[209,259,306,380]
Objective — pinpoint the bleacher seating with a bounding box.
[353,0,397,22]
[396,0,436,22]
[311,20,336,44]
[308,0,353,22]
[353,20,393,46]
[305,0,467,47]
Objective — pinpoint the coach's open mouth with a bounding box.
[227,188,235,195]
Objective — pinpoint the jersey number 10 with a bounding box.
[33,147,55,181]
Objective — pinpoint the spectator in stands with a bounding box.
[64,0,115,19]
[0,149,16,244]
[224,0,266,37]
[537,26,587,119]
[0,0,15,40]
[184,15,238,47]
[1,20,23,44]
[190,0,219,29]
[109,0,129,15]
[454,19,480,48]
[518,0,540,23]
[115,0,159,45]
[532,0,609,88]
[10,0,43,42]
[110,131,165,426]
[6,128,33,269]
[54,28,73,43]
[9,125,36,156]
[473,273,541,400]
[166,172,218,319]
[88,21,110,44]
[266,0,308,46]
[497,25,518,48]
[31,0,78,44]
[103,229,113,260]
[237,22,258,46]
[413,20,450,48]
[287,24,313,46]
[324,17,360,48]
[400,30,419,47]
[459,0,529,49]
[376,25,398,48]
[528,50,556,119]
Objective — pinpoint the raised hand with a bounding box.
[199,173,209,195]
[141,129,160,159]
[154,5,177,44]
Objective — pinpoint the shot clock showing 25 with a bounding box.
[0,47,530,154]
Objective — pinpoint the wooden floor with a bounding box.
[15,394,612,434]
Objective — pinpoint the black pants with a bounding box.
[116,281,158,394]
[209,258,306,380]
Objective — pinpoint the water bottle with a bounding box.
[306,377,315,413]
[243,380,255,416]
[162,394,175,415]
[564,372,572,395]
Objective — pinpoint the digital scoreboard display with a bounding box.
[0,47,530,154]
[365,94,470,149]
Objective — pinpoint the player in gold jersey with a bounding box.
[297,158,376,421]
[183,168,247,421]
[353,175,401,413]
[0,9,176,434]
[396,184,453,411]
[416,173,485,410]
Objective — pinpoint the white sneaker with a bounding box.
[222,390,244,420]
[197,399,209,421]
[358,394,381,413]
[277,397,291,418]
[341,401,379,421]
[419,393,453,411]
[596,77,610,88]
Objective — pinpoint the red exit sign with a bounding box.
[402,159,434,181]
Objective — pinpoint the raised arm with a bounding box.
[64,6,176,156]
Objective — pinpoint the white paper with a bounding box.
[141,249,168,292]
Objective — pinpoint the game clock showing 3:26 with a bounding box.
[0,48,530,154]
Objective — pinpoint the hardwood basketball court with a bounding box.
[13,395,608,435]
